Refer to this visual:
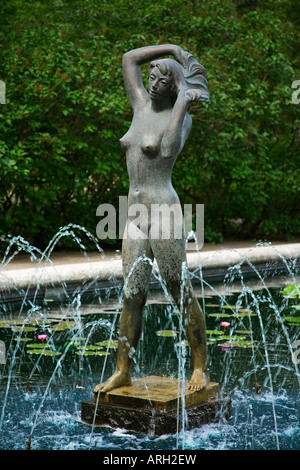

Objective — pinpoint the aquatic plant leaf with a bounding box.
[218,340,253,348]
[75,350,110,356]
[209,313,232,318]
[156,330,177,337]
[221,335,246,340]
[27,343,50,348]
[220,305,253,314]
[283,316,300,325]
[12,326,37,332]
[27,349,61,356]
[209,312,256,318]
[50,321,78,331]
[234,312,256,317]
[235,330,253,335]
[77,345,103,350]
[282,284,300,298]
[96,340,118,348]
[13,337,32,342]
[206,329,223,335]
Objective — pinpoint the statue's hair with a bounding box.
[180,51,210,102]
[148,51,210,103]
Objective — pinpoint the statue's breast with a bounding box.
[140,135,160,157]
[120,130,161,158]
[120,130,133,151]
[120,106,166,157]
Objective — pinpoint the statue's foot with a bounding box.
[188,369,209,391]
[100,370,131,393]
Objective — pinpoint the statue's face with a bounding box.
[148,66,174,101]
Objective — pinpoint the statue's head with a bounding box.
[148,59,183,103]
[148,53,209,104]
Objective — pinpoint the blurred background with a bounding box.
[0,0,299,250]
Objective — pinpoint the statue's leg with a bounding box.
[100,224,153,392]
[150,234,209,391]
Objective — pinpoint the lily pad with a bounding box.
[63,339,83,349]
[13,337,32,342]
[75,350,110,356]
[156,330,177,337]
[176,340,189,347]
[220,306,253,313]
[27,349,61,356]
[206,329,223,336]
[284,316,300,325]
[282,284,300,299]
[209,312,256,318]
[218,340,254,349]
[12,326,37,332]
[234,312,256,317]
[223,336,247,342]
[235,330,253,335]
[27,343,50,349]
[77,345,103,351]
[209,313,232,318]
[96,340,118,349]
[50,321,78,331]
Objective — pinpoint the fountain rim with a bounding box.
[0,242,299,299]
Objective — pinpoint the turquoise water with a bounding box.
[0,284,299,450]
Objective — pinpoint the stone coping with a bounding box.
[0,242,299,291]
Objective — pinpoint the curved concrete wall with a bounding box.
[0,243,299,291]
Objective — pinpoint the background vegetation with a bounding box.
[0,0,299,250]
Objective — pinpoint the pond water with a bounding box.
[0,277,299,450]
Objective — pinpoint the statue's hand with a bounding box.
[185,88,210,103]
[172,45,185,66]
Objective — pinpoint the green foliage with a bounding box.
[282,284,300,299]
[0,0,299,248]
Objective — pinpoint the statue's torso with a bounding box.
[120,102,180,207]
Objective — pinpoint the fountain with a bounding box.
[80,44,232,434]
[0,44,299,451]
[0,226,299,450]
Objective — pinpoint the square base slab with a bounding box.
[81,376,231,435]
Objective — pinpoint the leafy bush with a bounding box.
[0,0,299,249]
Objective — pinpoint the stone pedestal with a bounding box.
[81,376,231,435]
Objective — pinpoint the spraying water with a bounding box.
[0,225,299,450]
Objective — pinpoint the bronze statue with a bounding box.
[101,45,210,393]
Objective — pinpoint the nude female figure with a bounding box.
[101,44,210,393]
